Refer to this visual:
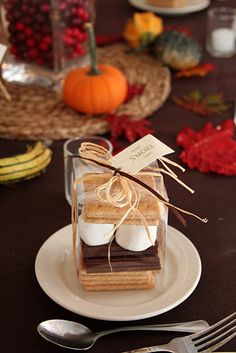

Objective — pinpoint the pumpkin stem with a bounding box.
[85,22,101,76]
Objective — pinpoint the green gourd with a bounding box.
[0,142,52,183]
[153,30,202,70]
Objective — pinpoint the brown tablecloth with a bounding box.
[0,1,235,352]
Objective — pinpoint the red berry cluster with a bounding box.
[3,0,92,69]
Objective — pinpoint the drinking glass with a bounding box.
[206,7,236,58]
[63,136,113,206]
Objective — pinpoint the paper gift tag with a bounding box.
[0,44,7,63]
[110,134,174,174]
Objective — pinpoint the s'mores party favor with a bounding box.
[71,135,207,292]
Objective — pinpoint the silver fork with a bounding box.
[121,312,236,353]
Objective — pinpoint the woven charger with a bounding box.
[0,44,171,141]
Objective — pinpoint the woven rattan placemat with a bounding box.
[0,44,171,141]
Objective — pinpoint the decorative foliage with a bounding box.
[125,83,145,103]
[106,114,155,143]
[175,63,217,78]
[176,119,236,175]
[172,89,232,116]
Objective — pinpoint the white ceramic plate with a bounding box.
[128,0,210,16]
[35,224,201,321]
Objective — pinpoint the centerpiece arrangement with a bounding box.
[0,12,172,140]
[1,7,233,175]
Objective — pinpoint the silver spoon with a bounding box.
[37,319,209,350]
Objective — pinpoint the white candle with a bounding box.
[212,27,235,53]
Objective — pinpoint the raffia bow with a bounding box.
[71,142,207,271]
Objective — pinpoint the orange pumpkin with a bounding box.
[63,24,128,115]
[63,64,128,115]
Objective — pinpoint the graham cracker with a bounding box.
[82,174,161,225]
[79,268,155,291]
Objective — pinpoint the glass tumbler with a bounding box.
[206,7,236,58]
[64,136,113,206]
[0,0,95,88]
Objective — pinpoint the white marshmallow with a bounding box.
[78,215,114,246]
[115,224,158,251]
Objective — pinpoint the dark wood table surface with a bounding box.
[0,1,235,352]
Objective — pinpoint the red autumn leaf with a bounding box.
[176,119,236,175]
[106,114,155,143]
[172,89,232,116]
[176,119,234,149]
[110,138,126,155]
[175,63,217,78]
[125,83,145,103]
